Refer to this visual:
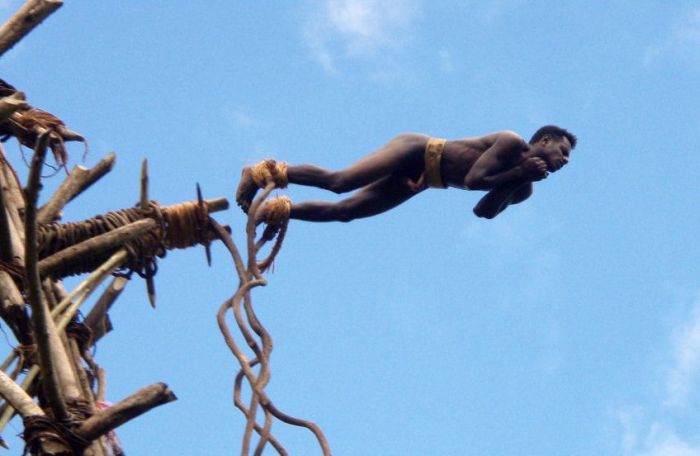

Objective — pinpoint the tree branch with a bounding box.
[38,218,155,278]
[24,132,71,421]
[0,369,43,418]
[37,152,116,224]
[0,92,27,123]
[77,383,176,442]
[84,276,128,343]
[0,176,13,262]
[0,0,63,58]
[0,146,25,256]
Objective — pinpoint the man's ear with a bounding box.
[539,134,552,146]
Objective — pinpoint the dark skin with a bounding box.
[236,131,573,222]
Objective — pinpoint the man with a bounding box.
[235,125,576,222]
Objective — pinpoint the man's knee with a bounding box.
[334,202,356,222]
[511,184,533,204]
[328,173,354,194]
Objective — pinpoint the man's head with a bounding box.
[528,125,577,172]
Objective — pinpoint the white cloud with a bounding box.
[614,293,700,456]
[301,0,419,73]
[620,417,700,456]
[665,294,700,407]
[638,426,700,456]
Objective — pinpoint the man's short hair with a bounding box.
[529,125,577,149]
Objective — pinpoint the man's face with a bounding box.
[534,136,572,172]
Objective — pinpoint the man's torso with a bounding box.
[441,132,527,188]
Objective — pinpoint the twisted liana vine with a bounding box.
[213,178,331,456]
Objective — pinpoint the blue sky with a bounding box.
[1,1,700,455]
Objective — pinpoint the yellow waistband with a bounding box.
[425,138,447,189]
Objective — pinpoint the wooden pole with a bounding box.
[77,383,177,442]
[24,132,75,421]
[0,92,27,122]
[38,219,155,278]
[38,152,116,224]
[0,0,63,58]
[0,369,43,418]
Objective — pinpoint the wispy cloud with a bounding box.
[437,49,454,73]
[644,7,700,67]
[222,106,258,130]
[301,0,419,74]
[615,293,700,456]
[476,0,525,26]
[619,416,700,456]
[665,294,700,407]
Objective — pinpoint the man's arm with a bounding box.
[463,132,528,190]
[464,132,551,190]
[473,180,532,219]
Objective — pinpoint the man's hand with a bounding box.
[403,173,427,193]
[521,157,548,181]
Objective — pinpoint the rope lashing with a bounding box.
[36,199,211,279]
[22,414,90,455]
[251,160,288,189]
[260,196,292,242]
[66,321,93,354]
[15,344,37,371]
[262,196,292,227]
[257,196,292,272]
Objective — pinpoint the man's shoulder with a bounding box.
[481,130,525,144]
[477,130,527,155]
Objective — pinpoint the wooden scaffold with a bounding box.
[0,1,331,455]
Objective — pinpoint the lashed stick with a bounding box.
[38,218,155,278]
[0,249,128,439]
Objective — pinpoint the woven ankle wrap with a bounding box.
[251,160,288,189]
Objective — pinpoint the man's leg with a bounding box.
[236,133,427,211]
[473,181,532,219]
[288,175,420,222]
[288,133,426,193]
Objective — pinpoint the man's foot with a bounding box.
[250,201,281,241]
[235,166,259,213]
[252,196,292,241]
[253,200,269,226]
